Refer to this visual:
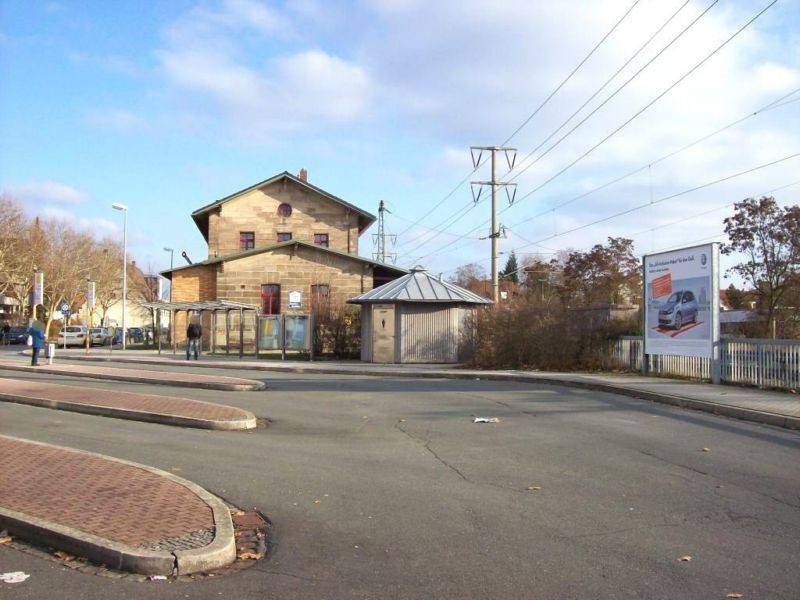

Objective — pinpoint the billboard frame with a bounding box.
[641,243,720,384]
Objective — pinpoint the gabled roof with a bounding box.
[191,171,377,241]
[348,266,492,304]
[159,240,407,280]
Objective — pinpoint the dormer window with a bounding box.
[277,203,292,217]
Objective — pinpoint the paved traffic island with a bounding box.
[0,435,236,575]
[0,359,266,391]
[0,379,257,430]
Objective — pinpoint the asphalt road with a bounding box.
[1,359,799,599]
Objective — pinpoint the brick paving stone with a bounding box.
[0,437,214,547]
[0,379,251,422]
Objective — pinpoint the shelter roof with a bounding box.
[160,240,408,280]
[190,171,376,241]
[140,300,259,312]
[348,266,492,305]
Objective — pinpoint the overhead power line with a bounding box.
[394,0,642,241]
[507,0,697,182]
[507,0,779,207]
[405,0,781,268]
[500,0,642,146]
[470,178,800,280]
[511,87,800,229]
[512,151,800,253]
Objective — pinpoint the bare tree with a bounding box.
[723,196,800,338]
[88,239,123,326]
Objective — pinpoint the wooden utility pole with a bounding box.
[470,146,517,303]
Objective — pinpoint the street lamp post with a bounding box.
[112,203,128,350]
[163,247,174,302]
[163,247,174,346]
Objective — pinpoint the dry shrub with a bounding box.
[464,300,640,371]
[313,302,361,359]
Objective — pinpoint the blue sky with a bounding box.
[1,0,798,284]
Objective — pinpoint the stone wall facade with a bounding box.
[216,245,373,313]
[207,179,362,259]
[171,264,217,339]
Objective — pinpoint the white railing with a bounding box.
[610,336,800,390]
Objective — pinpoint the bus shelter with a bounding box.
[141,300,260,358]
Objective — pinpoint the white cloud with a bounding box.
[11,181,89,206]
[40,206,119,237]
[157,2,371,138]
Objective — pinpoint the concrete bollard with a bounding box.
[45,343,55,365]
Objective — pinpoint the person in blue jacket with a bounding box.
[27,320,46,367]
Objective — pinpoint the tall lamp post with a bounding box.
[163,247,174,302]
[112,203,128,350]
[163,247,174,345]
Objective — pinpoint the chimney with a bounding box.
[298,168,308,182]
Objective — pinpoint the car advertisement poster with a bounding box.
[643,243,719,358]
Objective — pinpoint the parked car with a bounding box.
[658,290,698,329]
[57,325,88,347]
[88,327,110,346]
[7,326,29,344]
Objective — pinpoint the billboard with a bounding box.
[643,243,719,358]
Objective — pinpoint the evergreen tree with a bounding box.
[502,251,519,284]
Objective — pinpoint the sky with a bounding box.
[1,0,798,287]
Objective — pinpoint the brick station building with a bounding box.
[161,169,406,345]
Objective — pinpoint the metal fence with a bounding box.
[609,336,800,390]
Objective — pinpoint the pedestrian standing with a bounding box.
[1,321,9,345]
[186,319,202,360]
[27,321,45,366]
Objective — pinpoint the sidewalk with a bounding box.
[51,348,800,431]
[0,435,235,575]
[0,358,266,391]
[0,378,256,430]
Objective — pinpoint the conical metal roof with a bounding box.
[348,266,492,304]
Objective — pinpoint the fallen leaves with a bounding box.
[237,550,262,561]
[53,551,74,561]
[0,536,12,545]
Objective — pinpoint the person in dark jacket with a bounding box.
[186,320,202,360]
[27,320,46,366]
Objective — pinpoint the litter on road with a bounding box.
[1,572,30,584]
[473,417,500,423]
